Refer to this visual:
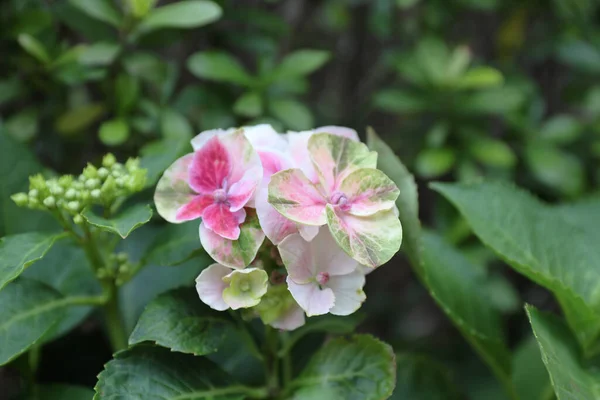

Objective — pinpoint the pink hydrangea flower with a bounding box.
[278,228,366,316]
[269,132,402,267]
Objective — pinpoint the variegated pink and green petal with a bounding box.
[195,263,232,311]
[189,136,232,194]
[200,209,265,269]
[154,153,197,223]
[202,204,246,240]
[286,278,335,317]
[190,128,235,151]
[222,268,268,310]
[219,130,263,185]
[270,302,306,331]
[326,205,402,268]
[314,126,359,142]
[338,168,400,217]
[255,186,298,245]
[308,133,377,194]
[326,270,366,316]
[268,168,327,226]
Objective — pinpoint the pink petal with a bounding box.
[255,186,299,245]
[189,136,231,194]
[227,170,260,211]
[278,233,317,283]
[174,194,214,221]
[314,126,359,142]
[154,153,196,223]
[219,130,263,185]
[326,271,366,316]
[286,278,334,317]
[258,150,290,181]
[268,168,327,226]
[195,263,231,311]
[202,204,246,240]
[270,302,306,331]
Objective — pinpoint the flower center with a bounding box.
[213,188,227,203]
[239,279,251,292]
[329,191,349,210]
[316,272,330,285]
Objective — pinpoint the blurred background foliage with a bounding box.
[2,0,600,398]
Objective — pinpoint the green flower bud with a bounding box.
[67,201,80,211]
[115,177,124,188]
[91,189,101,198]
[29,174,46,190]
[28,189,39,198]
[58,175,74,188]
[255,284,296,325]
[102,153,116,168]
[11,193,29,207]
[65,188,77,199]
[50,185,64,196]
[116,253,128,262]
[85,178,100,189]
[73,214,83,224]
[43,196,56,208]
[98,167,109,178]
[125,158,140,172]
[83,164,98,179]
[101,175,117,194]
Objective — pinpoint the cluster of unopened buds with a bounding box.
[155,125,403,330]
[12,154,146,224]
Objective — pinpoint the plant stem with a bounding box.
[264,326,280,397]
[280,332,292,390]
[103,282,128,352]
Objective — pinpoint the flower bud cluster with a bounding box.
[97,252,135,286]
[12,154,146,221]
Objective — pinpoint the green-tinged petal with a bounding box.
[268,168,327,226]
[222,268,268,310]
[339,168,399,217]
[254,284,304,330]
[308,133,377,194]
[199,209,265,269]
[326,205,402,268]
[154,153,195,223]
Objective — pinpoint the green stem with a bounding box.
[103,282,128,352]
[264,326,280,397]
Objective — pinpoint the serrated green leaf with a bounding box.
[94,345,249,399]
[23,242,102,342]
[0,232,66,290]
[143,221,204,266]
[391,353,461,400]
[432,181,600,354]
[129,288,232,355]
[273,49,330,79]
[527,306,600,400]
[135,0,222,35]
[268,98,313,130]
[511,335,553,400]
[187,51,253,86]
[82,205,152,238]
[0,279,64,365]
[290,335,395,400]
[69,0,122,28]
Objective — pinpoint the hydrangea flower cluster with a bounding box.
[12,154,146,224]
[155,125,402,330]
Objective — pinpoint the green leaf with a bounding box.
[557,40,600,73]
[127,0,158,18]
[0,279,64,365]
[143,221,204,266]
[415,147,457,178]
[69,0,123,28]
[32,384,95,400]
[187,51,253,86]
[55,104,105,136]
[135,0,222,35]
[0,232,66,290]
[273,49,330,79]
[540,115,582,145]
[129,288,232,355]
[4,107,38,142]
[391,353,461,400]
[18,34,51,64]
[525,144,584,196]
[98,119,130,146]
[461,87,525,114]
[82,205,152,238]
[160,108,193,140]
[94,345,250,399]
[511,335,553,400]
[456,67,504,89]
[432,181,600,354]
[268,98,313,130]
[140,138,189,187]
[78,42,120,66]
[290,335,395,400]
[467,137,516,168]
[373,89,427,113]
[527,306,599,400]
[233,92,263,118]
[115,74,140,115]
[23,242,102,342]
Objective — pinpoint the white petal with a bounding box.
[256,186,298,245]
[243,124,287,152]
[195,263,231,311]
[327,271,366,316]
[311,228,359,277]
[314,126,359,142]
[270,302,306,331]
[287,277,334,317]
[190,128,235,150]
[278,233,315,283]
[298,224,319,242]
